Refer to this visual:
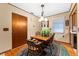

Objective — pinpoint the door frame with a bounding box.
[12,12,28,48]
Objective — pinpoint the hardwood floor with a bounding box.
[54,40,77,56]
[4,41,77,56]
[62,43,77,56]
[5,44,28,56]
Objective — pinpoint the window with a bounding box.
[53,17,65,33]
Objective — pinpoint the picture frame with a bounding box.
[65,20,69,26]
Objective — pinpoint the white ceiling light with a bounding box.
[44,18,48,21]
[39,16,44,22]
[39,4,48,22]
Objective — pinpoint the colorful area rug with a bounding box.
[17,42,70,56]
[53,42,70,56]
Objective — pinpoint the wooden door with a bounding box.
[12,13,27,49]
[72,12,77,28]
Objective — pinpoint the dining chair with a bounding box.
[43,33,55,55]
[48,33,55,45]
[27,40,43,56]
[35,31,40,35]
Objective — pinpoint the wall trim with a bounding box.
[54,40,70,45]
[8,3,39,18]
[0,49,11,55]
[47,11,69,17]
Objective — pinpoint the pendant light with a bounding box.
[39,4,48,22]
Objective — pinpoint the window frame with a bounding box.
[52,17,65,34]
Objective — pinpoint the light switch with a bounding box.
[3,28,9,31]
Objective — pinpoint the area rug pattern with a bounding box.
[17,42,70,56]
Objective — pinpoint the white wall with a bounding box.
[77,3,79,56]
[0,3,12,53]
[47,12,70,43]
[0,3,40,53]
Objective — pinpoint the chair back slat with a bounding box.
[48,33,55,45]
[27,40,43,55]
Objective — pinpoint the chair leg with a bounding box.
[52,44,54,49]
[49,46,52,56]
[27,50,29,56]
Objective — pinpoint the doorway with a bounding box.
[12,13,28,49]
[69,4,77,50]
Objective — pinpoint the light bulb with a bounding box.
[41,16,44,21]
[39,16,44,22]
[44,18,48,21]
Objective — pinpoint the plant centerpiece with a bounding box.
[41,27,51,37]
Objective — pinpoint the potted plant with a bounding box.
[41,27,51,37]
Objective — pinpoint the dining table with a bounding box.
[31,35,52,42]
[27,35,53,55]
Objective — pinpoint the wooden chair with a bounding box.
[43,33,55,46]
[27,40,43,56]
[48,33,55,45]
[35,31,40,35]
[42,33,55,55]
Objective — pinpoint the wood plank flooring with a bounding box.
[4,41,77,56]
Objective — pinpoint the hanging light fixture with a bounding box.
[39,4,48,22]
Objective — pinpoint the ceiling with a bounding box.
[11,3,71,17]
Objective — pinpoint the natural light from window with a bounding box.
[53,17,65,33]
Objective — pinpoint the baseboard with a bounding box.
[0,49,11,55]
[54,40,70,44]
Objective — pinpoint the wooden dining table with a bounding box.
[28,35,53,55]
[31,35,52,42]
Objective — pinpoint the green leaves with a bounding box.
[41,27,50,37]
